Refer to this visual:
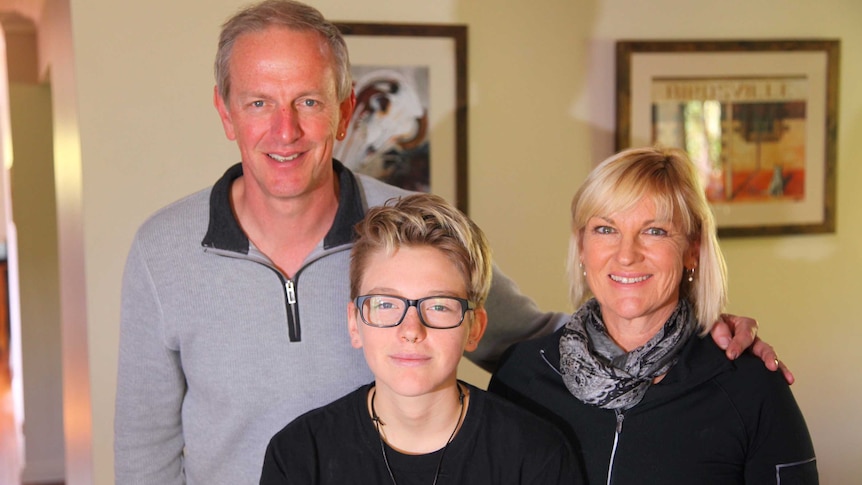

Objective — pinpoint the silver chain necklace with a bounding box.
[370,383,466,485]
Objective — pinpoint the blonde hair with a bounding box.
[566,146,727,333]
[350,194,492,306]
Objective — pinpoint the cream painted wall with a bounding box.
[47,0,861,483]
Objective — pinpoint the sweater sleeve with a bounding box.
[114,236,187,484]
[468,265,568,371]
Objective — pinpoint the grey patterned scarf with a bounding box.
[559,298,695,410]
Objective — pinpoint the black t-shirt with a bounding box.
[260,382,584,484]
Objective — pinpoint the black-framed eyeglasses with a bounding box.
[354,294,476,329]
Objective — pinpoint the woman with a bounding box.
[261,194,581,484]
[490,147,817,484]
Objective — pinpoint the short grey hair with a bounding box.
[214,0,352,103]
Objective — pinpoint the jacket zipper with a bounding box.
[538,347,625,484]
[606,409,625,485]
[538,347,626,485]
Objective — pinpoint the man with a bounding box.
[114,1,781,483]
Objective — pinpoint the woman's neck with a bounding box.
[602,305,677,352]
[368,382,467,455]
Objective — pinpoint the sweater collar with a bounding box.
[201,159,365,253]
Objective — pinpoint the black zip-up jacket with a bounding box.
[489,327,818,484]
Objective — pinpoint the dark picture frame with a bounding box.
[335,22,469,213]
[616,40,840,237]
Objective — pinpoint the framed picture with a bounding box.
[616,40,840,237]
[334,22,469,213]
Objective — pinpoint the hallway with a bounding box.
[0,359,59,485]
[0,258,60,485]
[1,256,22,484]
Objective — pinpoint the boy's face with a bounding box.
[348,245,486,398]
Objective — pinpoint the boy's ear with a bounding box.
[347,302,363,349]
[464,307,487,353]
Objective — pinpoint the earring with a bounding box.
[580,262,586,277]
[687,267,695,282]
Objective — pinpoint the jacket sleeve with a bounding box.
[114,237,187,484]
[738,363,819,484]
[468,264,568,372]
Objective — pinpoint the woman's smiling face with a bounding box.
[580,195,698,337]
